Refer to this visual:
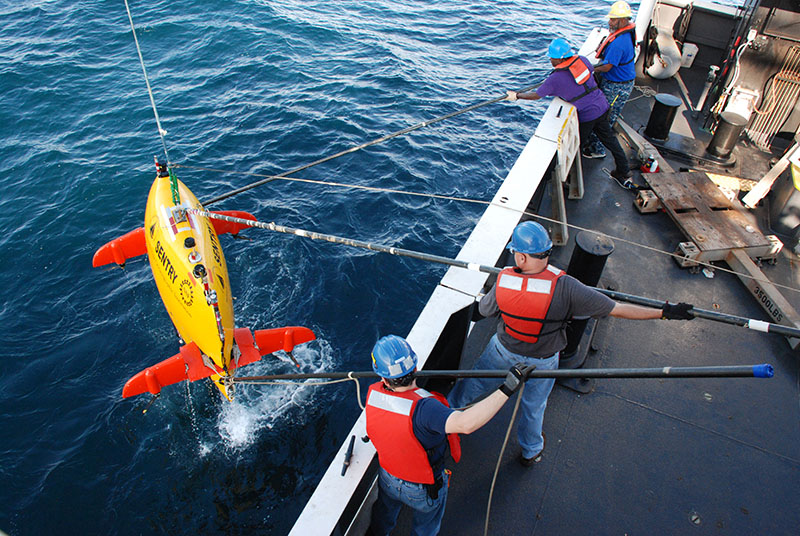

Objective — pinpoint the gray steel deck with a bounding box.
[397,71,800,535]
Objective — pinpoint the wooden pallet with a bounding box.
[646,171,773,261]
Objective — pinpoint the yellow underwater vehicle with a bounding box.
[93,159,315,400]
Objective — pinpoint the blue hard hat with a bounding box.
[372,335,418,379]
[548,38,573,59]
[506,221,553,255]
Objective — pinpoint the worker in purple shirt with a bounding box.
[507,37,632,182]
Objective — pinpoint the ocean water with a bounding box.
[0,1,613,534]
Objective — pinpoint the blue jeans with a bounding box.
[369,466,449,536]
[448,334,559,458]
[586,78,635,155]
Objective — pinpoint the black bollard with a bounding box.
[706,111,747,160]
[559,232,614,388]
[644,93,681,141]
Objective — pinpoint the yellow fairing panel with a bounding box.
[144,176,234,375]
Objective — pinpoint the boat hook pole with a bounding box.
[190,210,800,340]
[233,364,774,383]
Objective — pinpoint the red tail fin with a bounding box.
[123,343,208,397]
[92,227,146,267]
[253,326,316,354]
[209,210,257,236]
[121,327,316,398]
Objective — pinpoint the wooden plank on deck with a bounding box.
[647,171,771,259]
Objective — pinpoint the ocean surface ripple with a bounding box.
[1,1,602,533]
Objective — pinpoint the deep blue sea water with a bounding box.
[0,1,615,534]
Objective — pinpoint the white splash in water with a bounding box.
[215,338,337,450]
[217,400,263,448]
[198,442,212,458]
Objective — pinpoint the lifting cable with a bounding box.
[189,208,800,339]
[124,0,179,204]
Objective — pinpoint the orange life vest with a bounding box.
[496,265,565,343]
[595,23,636,64]
[365,383,461,484]
[555,55,592,85]
[553,56,600,104]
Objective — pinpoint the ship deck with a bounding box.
[396,66,800,534]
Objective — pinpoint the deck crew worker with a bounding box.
[584,0,638,160]
[448,221,695,466]
[506,37,632,182]
[366,334,528,536]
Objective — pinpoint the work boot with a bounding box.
[582,148,606,159]
[610,168,632,181]
[519,432,546,467]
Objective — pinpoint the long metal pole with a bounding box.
[233,364,774,383]
[597,288,800,338]
[191,209,800,339]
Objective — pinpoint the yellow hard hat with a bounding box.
[607,0,632,18]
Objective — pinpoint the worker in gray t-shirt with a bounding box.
[448,221,695,466]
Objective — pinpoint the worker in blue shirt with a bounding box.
[584,1,638,160]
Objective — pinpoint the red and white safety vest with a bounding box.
[365,382,461,484]
[496,265,565,344]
